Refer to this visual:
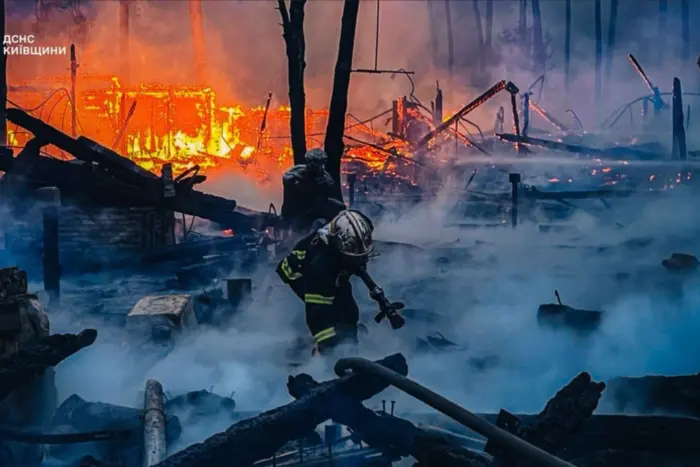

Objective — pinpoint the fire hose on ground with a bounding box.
[334,357,575,467]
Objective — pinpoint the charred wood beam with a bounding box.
[6,108,156,182]
[324,0,360,203]
[490,372,605,466]
[409,413,700,454]
[528,101,569,133]
[1,112,276,230]
[495,133,656,160]
[606,373,700,419]
[278,0,307,165]
[287,373,491,467]
[335,357,574,467]
[672,77,687,160]
[627,54,665,113]
[416,80,516,151]
[522,186,635,201]
[0,329,97,402]
[144,380,167,466]
[152,354,407,467]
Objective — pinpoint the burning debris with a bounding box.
[0,0,700,466]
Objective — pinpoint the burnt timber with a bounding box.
[1,108,276,232]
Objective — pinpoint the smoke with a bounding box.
[6,0,700,455]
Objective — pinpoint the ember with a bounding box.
[6,75,413,184]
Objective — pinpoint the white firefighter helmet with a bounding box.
[304,148,328,168]
[328,210,374,257]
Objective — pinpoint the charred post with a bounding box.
[0,0,6,146]
[119,0,130,84]
[604,0,618,88]
[522,93,530,137]
[188,0,207,85]
[509,173,520,228]
[143,380,167,466]
[152,354,406,467]
[672,77,687,161]
[531,0,545,73]
[564,0,571,93]
[324,0,360,203]
[278,0,308,166]
[36,187,60,305]
[594,0,602,109]
[70,44,78,138]
[434,84,443,125]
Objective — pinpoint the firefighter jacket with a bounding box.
[276,234,360,349]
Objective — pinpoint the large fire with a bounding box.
[6,74,414,184]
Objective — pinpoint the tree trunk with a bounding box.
[681,0,689,61]
[472,0,485,70]
[564,0,571,93]
[604,0,618,89]
[444,0,455,78]
[426,0,440,68]
[324,0,360,203]
[531,0,544,74]
[485,0,493,50]
[658,0,667,66]
[278,0,307,165]
[188,0,207,85]
[594,0,602,109]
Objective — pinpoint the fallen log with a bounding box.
[605,373,700,418]
[152,353,407,467]
[287,373,492,467]
[495,133,657,160]
[489,372,605,466]
[0,329,97,402]
[522,186,635,200]
[416,80,517,151]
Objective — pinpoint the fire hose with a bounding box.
[354,267,405,330]
[334,357,575,467]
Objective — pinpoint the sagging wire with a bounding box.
[602,92,700,129]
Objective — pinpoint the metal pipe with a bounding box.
[334,357,575,467]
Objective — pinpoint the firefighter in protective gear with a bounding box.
[276,210,374,355]
[281,148,344,233]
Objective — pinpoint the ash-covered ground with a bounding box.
[34,169,700,450]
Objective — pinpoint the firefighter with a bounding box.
[276,209,376,355]
[281,148,345,234]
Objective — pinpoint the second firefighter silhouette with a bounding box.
[276,210,403,355]
[281,148,345,234]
